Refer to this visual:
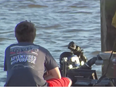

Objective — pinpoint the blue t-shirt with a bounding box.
[4,42,58,86]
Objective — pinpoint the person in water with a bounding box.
[4,20,72,86]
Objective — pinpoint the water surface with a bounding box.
[0,0,101,86]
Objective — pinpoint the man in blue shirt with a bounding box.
[4,21,72,87]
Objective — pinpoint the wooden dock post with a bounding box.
[100,0,116,51]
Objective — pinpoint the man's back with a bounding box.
[4,42,58,86]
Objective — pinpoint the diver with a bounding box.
[68,41,102,69]
[60,41,103,72]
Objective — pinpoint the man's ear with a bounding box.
[15,33,19,42]
[15,33,18,37]
[15,33,16,37]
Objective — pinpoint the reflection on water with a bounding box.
[0,0,101,86]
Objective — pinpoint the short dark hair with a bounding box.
[15,21,36,43]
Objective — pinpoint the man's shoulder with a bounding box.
[5,43,18,49]
[6,43,48,52]
[33,44,48,50]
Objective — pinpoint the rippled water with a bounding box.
[0,0,101,86]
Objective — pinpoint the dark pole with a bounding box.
[100,0,116,52]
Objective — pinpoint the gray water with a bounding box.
[0,0,101,86]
